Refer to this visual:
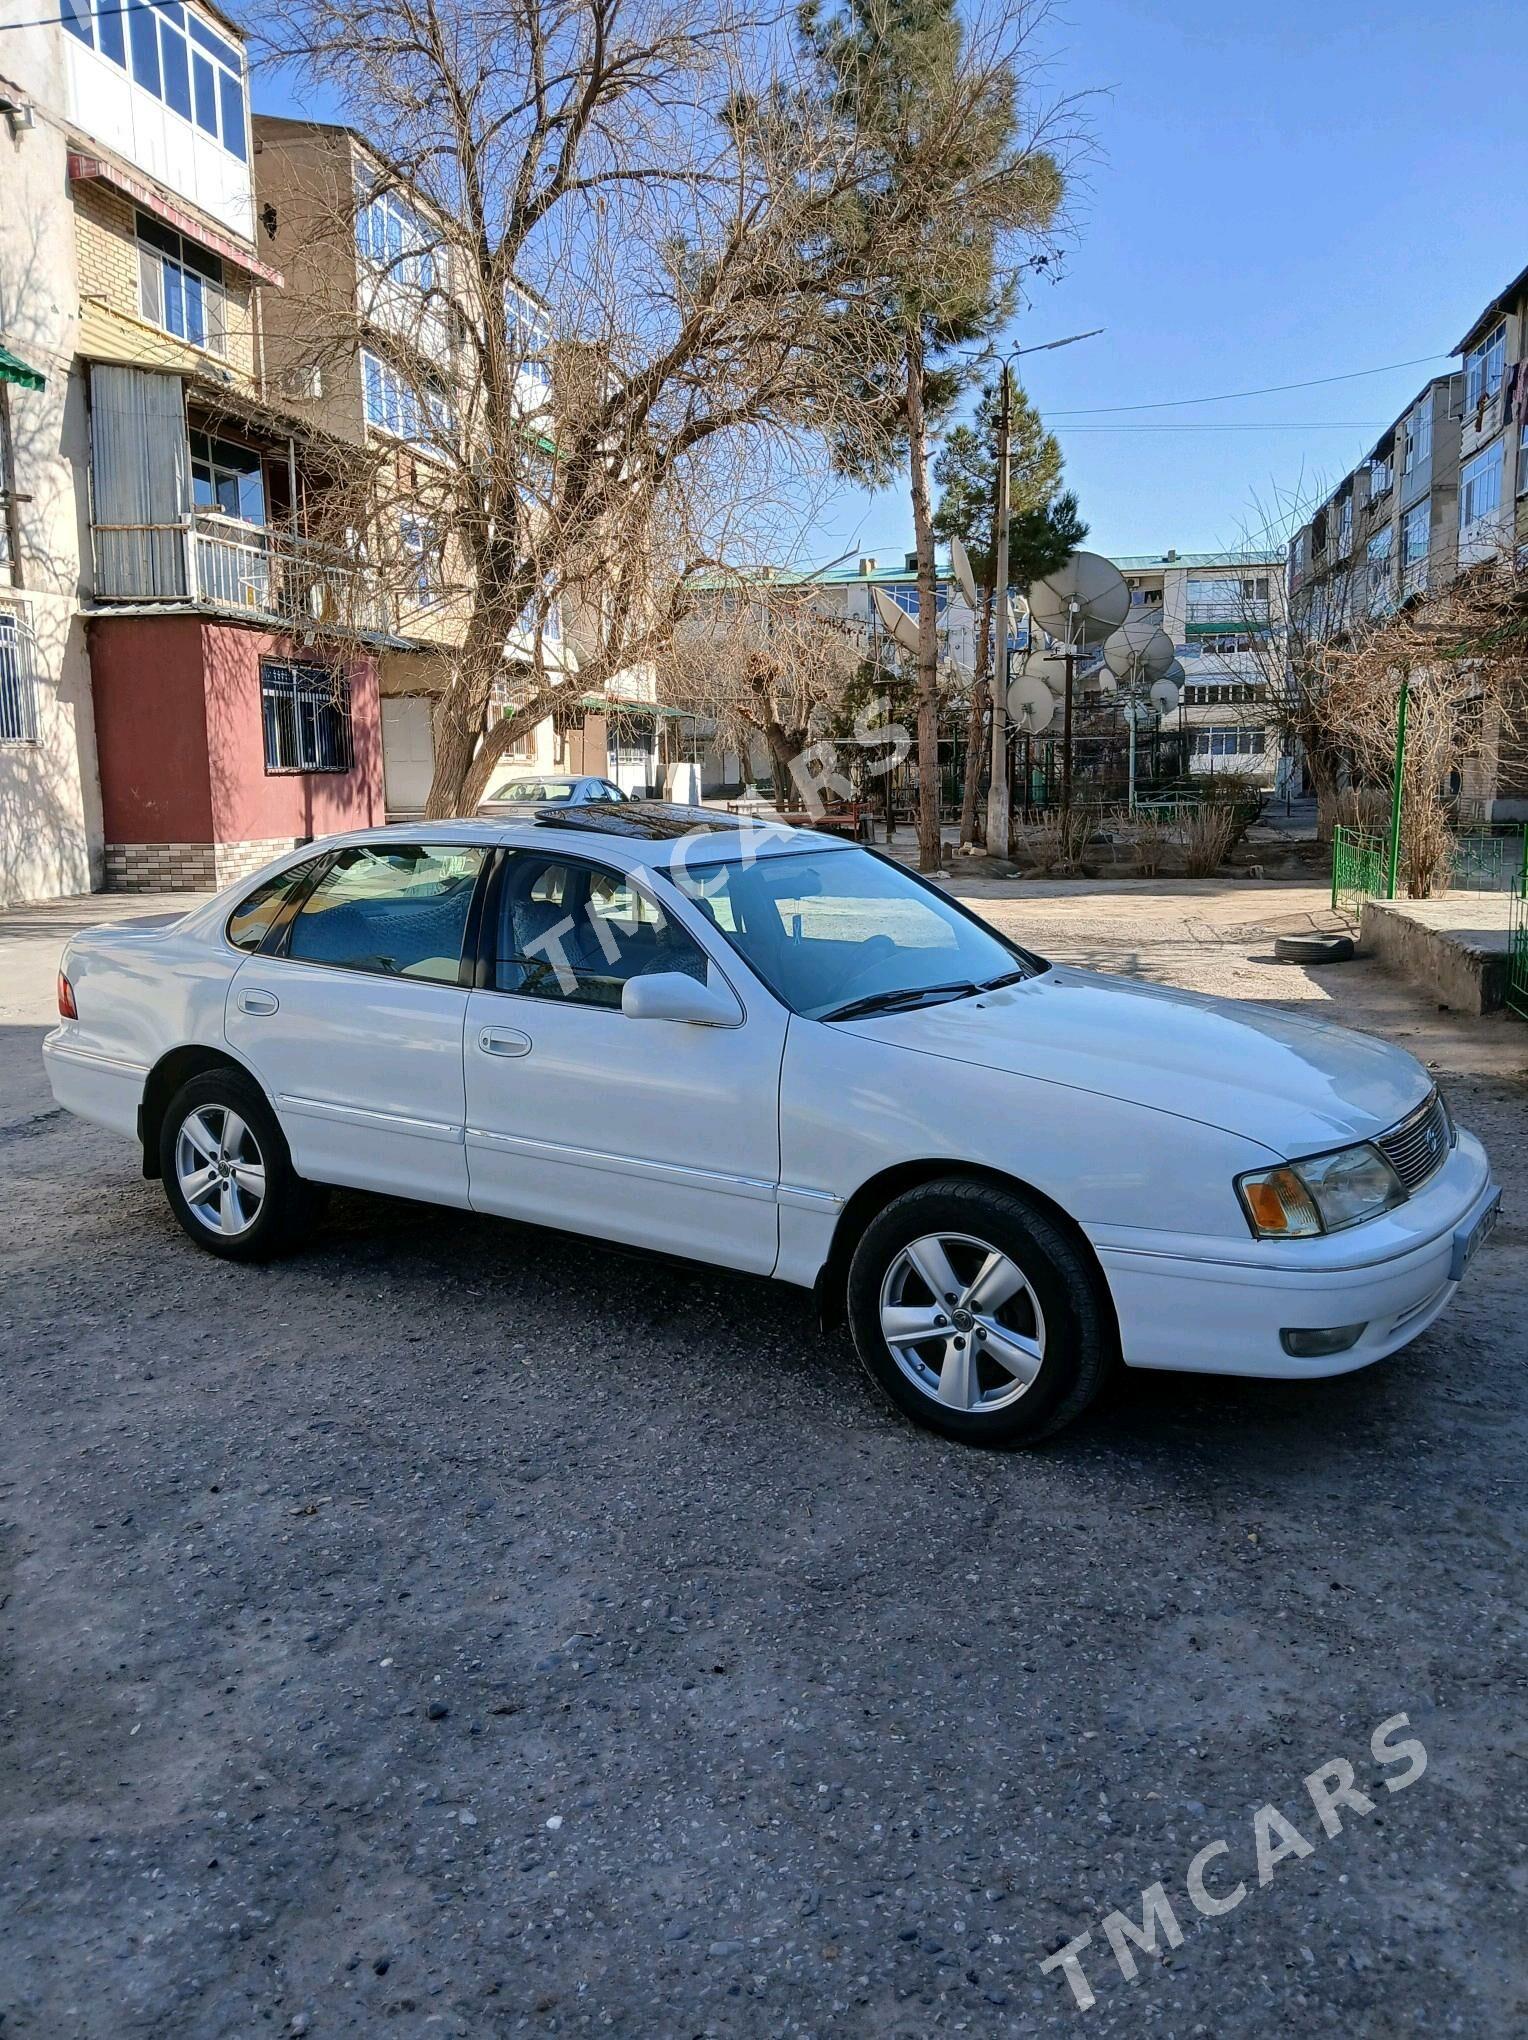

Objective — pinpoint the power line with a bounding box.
[1061,421,1385,434]
[1044,354,1453,418]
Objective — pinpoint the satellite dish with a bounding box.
[871,585,920,656]
[1102,629,1139,680]
[1006,674,1056,733]
[950,536,978,610]
[1116,606,1163,651]
[1149,676,1182,716]
[1161,658,1187,689]
[1141,628,1176,678]
[1029,552,1130,646]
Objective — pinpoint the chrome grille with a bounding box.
[1376,1091,1451,1194]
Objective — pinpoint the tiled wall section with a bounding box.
[104,838,302,892]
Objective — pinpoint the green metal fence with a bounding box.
[1450,829,1528,895]
[1331,824,1387,919]
[1508,876,1528,1022]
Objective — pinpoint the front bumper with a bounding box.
[1091,1130,1499,1378]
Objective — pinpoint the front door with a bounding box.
[381,695,436,815]
[462,848,785,1273]
[226,840,487,1206]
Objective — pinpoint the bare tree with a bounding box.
[260,0,970,815]
[1312,549,1528,894]
[666,576,868,801]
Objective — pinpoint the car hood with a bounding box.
[838,966,1432,1158]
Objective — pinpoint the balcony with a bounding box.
[92,512,394,637]
[1185,598,1272,630]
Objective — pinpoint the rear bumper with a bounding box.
[1093,1131,1498,1379]
[42,1026,145,1142]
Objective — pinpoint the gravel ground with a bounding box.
[1,880,1525,2039]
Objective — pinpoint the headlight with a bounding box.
[1237,1142,1407,1238]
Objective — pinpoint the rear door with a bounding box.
[226,841,488,1207]
[462,847,786,1272]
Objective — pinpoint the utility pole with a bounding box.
[1060,599,1077,840]
[985,366,1013,856]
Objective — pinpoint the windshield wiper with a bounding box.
[820,980,979,1023]
[977,966,1031,991]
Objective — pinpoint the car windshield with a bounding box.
[675,845,1040,1020]
[489,779,576,804]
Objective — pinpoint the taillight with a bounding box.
[57,971,77,1019]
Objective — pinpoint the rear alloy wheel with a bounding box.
[159,1069,315,1261]
[846,1177,1112,1446]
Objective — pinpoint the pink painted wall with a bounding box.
[202,622,382,844]
[90,615,383,845]
[89,617,214,841]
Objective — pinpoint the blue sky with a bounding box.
[254,0,1528,569]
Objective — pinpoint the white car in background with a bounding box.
[44,805,1499,1447]
[478,773,626,812]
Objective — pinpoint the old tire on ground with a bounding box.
[1274,932,1356,965]
[846,1175,1113,1447]
[159,1067,319,1261]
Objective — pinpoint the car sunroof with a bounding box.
[532,801,750,839]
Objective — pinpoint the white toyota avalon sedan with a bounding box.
[44,804,1499,1447]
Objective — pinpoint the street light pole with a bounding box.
[985,366,1013,857]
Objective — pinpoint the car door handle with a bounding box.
[237,989,279,1016]
[479,1027,532,1058]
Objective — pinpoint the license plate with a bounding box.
[1450,1189,1502,1283]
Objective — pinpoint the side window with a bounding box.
[494,853,708,1008]
[225,857,323,953]
[284,843,486,983]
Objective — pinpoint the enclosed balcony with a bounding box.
[87,362,394,637]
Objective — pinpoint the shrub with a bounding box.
[1178,803,1239,876]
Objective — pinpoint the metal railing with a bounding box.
[1331,823,1387,919]
[0,603,39,743]
[92,512,394,637]
[1508,876,1528,1021]
[1185,598,1272,626]
[1449,829,1528,895]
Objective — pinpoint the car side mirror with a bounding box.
[621,971,743,1027]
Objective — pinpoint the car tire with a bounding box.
[159,1068,318,1262]
[1274,932,1355,965]
[846,1176,1113,1447]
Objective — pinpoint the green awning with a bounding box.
[0,343,44,392]
[576,693,688,720]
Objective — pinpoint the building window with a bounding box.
[261,661,354,774]
[360,349,451,448]
[1195,632,1258,656]
[65,2,247,160]
[1193,726,1266,758]
[1401,500,1429,565]
[399,514,440,603]
[1403,403,1433,474]
[1518,421,1528,499]
[355,180,438,295]
[1459,441,1505,533]
[1336,496,1352,551]
[1463,322,1506,411]
[138,214,227,355]
[1367,454,1393,499]
[0,608,39,743]
[190,431,263,522]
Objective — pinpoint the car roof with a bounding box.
[294,805,852,869]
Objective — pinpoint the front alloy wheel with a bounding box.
[847,1176,1113,1446]
[879,1231,1046,1415]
